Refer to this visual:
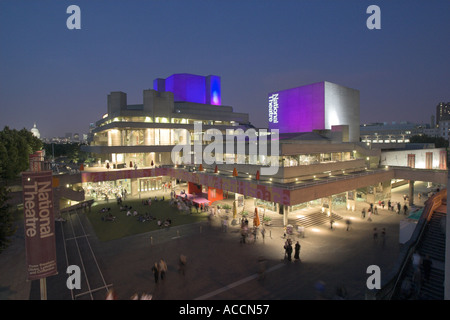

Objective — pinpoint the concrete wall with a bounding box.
[324,82,360,143]
[381,148,445,169]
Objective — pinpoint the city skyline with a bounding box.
[0,0,449,139]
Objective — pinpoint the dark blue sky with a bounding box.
[1,0,449,139]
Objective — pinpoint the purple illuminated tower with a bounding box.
[154,74,221,106]
[268,81,360,142]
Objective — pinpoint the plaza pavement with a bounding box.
[0,182,435,300]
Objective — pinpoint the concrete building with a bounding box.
[436,102,450,126]
[268,81,360,142]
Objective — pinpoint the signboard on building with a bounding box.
[22,170,57,280]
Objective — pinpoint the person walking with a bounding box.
[422,254,432,282]
[397,202,401,214]
[345,219,352,231]
[294,241,301,262]
[261,227,266,243]
[151,262,159,284]
[159,259,167,280]
[361,208,366,219]
[178,254,187,276]
[381,228,386,247]
[403,204,408,215]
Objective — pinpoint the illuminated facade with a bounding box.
[80,75,447,220]
[268,81,360,142]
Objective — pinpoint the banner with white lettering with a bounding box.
[22,171,57,280]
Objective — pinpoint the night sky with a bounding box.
[0,0,449,139]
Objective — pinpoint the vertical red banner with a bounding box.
[22,171,57,280]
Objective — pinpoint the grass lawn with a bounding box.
[86,198,209,242]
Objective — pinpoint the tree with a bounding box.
[0,186,15,253]
[409,134,449,148]
[0,126,43,184]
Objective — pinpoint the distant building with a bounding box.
[360,121,426,144]
[30,123,41,139]
[436,102,450,126]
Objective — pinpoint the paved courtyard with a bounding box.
[0,181,436,300]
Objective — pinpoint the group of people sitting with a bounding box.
[157,218,172,228]
[142,196,165,206]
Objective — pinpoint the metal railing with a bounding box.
[365,189,447,300]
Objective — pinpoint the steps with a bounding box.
[395,209,446,300]
[296,211,343,228]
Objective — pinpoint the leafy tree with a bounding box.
[409,134,449,148]
[0,126,43,183]
[0,186,15,253]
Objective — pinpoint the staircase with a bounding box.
[296,211,343,228]
[397,207,446,300]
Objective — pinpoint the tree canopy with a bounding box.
[409,134,449,148]
[0,126,43,183]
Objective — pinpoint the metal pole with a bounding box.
[40,278,47,300]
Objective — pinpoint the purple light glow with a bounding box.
[155,73,221,105]
[268,82,325,134]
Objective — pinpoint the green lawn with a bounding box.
[86,198,208,241]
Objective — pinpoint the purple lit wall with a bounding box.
[154,73,221,105]
[268,81,360,141]
[268,82,325,133]
[206,75,221,105]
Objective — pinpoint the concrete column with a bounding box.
[131,178,138,197]
[328,196,332,217]
[408,180,414,207]
[279,205,288,226]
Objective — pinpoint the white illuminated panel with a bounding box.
[268,93,279,123]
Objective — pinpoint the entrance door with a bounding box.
[426,152,433,169]
[407,154,415,168]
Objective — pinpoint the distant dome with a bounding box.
[31,123,40,139]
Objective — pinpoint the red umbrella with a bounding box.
[254,207,260,227]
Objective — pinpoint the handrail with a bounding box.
[365,189,446,300]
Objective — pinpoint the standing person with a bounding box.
[286,241,293,262]
[397,202,401,214]
[403,204,408,215]
[361,208,366,219]
[388,200,392,211]
[151,262,159,284]
[261,227,266,243]
[294,241,301,262]
[159,259,167,280]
